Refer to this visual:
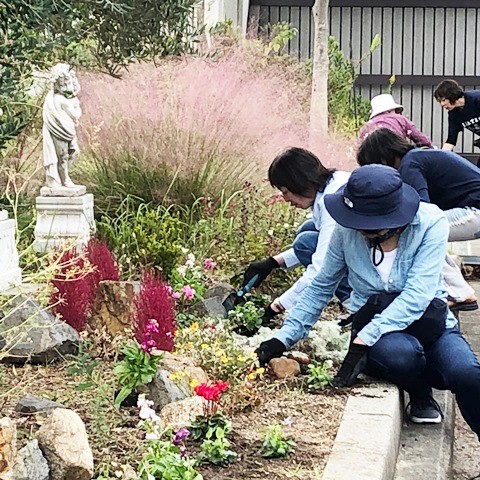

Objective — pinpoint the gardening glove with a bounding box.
[261,304,278,326]
[261,300,284,326]
[331,343,369,388]
[242,257,279,289]
[255,338,286,366]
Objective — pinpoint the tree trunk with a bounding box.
[309,0,330,145]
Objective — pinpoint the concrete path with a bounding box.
[452,280,480,480]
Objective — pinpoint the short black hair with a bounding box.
[434,79,465,103]
[357,128,415,167]
[268,147,335,195]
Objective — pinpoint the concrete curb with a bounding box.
[323,382,402,480]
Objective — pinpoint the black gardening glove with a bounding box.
[255,338,286,366]
[332,343,369,388]
[261,304,279,326]
[242,257,279,289]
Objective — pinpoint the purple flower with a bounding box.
[204,258,217,270]
[173,427,190,446]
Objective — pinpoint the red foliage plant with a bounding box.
[134,270,176,353]
[51,239,120,331]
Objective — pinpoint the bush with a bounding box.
[50,239,119,331]
[97,198,183,280]
[134,270,176,353]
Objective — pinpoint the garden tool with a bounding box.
[222,274,259,313]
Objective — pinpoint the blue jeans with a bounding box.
[293,220,352,303]
[366,327,480,440]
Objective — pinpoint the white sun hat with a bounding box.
[369,94,403,119]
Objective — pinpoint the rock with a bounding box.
[192,297,227,318]
[158,397,204,431]
[0,418,16,480]
[37,409,93,480]
[268,357,301,379]
[12,439,49,480]
[15,395,65,414]
[204,283,235,302]
[90,280,140,336]
[0,296,79,364]
[149,353,208,409]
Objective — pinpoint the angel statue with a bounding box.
[42,63,82,189]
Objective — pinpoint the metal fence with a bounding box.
[248,0,480,157]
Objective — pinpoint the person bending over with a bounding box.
[434,79,480,161]
[357,127,479,311]
[240,147,351,324]
[256,165,480,434]
[358,93,433,148]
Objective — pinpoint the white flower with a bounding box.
[145,432,160,440]
[181,247,189,254]
[267,229,274,236]
[137,394,154,409]
[177,265,187,276]
[283,223,290,228]
[185,253,195,267]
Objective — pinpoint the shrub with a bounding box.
[50,239,119,331]
[134,270,176,353]
[97,198,183,280]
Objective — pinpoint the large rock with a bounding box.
[90,280,140,336]
[15,395,65,414]
[149,352,208,409]
[0,296,79,364]
[0,417,16,480]
[158,397,204,431]
[12,440,49,480]
[37,409,93,480]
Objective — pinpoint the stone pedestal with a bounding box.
[0,210,22,291]
[33,194,95,252]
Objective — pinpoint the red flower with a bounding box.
[194,381,229,402]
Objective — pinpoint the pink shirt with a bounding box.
[358,112,434,148]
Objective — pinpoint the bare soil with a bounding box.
[0,353,347,479]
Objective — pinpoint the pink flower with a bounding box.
[182,285,196,300]
[171,291,181,300]
[204,258,217,270]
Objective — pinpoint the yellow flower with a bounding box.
[214,349,223,358]
[257,367,265,375]
[237,355,246,362]
[201,343,208,350]
[247,372,256,380]
[190,379,200,389]
[221,355,229,364]
[189,322,199,333]
[169,372,181,381]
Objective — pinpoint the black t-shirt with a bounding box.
[446,90,480,145]
[399,148,480,210]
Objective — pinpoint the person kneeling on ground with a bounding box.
[240,147,351,325]
[256,165,480,434]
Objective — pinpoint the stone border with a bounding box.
[323,382,402,480]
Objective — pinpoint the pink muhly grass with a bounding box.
[134,270,176,353]
[78,45,356,192]
[50,239,120,331]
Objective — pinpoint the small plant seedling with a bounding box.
[259,423,296,458]
[307,361,332,391]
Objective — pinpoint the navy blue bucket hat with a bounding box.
[324,165,420,230]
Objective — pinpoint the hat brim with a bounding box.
[369,103,404,119]
[324,183,420,230]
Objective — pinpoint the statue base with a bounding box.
[0,210,22,291]
[40,184,86,197]
[33,193,95,253]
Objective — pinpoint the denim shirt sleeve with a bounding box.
[275,226,348,349]
[357,212,449,346]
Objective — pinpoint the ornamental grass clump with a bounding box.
[50,239,119,331]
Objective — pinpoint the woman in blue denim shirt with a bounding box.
[256,165,480,437]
